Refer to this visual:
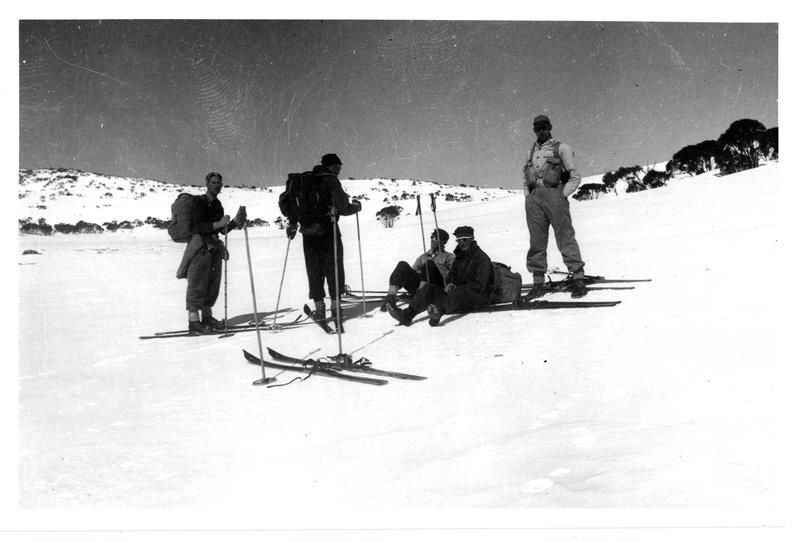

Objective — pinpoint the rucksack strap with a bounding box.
[529,139,561,162]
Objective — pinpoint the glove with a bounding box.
[213,215,231,231]
[286,222,298,240]
[233,206,247,229]
[351,198,362,212]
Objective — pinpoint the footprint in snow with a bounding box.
[523,478,554,494]
[571,427,597,449]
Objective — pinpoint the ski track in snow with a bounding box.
[15,163,784,516]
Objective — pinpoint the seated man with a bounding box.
[383,228,455,310]
[387,225,493,327]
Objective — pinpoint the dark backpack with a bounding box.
[278,171,329,224]
[167,193,200,243]
[491,262,522,303]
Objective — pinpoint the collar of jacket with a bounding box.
[429,248,454,261]
[454,241,479,258]
[534,136,555,150]
[313,164,339,177]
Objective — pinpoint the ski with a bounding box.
[243,349,388,386]
[302,304,338,335]
[341,294,406,304]
[545,271,652,283]
[139,322,307,340]
[478,299,622,313]
[340,292,411,307]
[267,347,426,381]
[521,282,635,294]
[140,315,308,340]
[150,314,307,336]
[343,286,391,296]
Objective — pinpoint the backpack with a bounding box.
[491,262,522,303]
[167,193,200,243]
[278,171,329,225]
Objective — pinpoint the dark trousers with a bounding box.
[185,246,223,313]
[389,260,445,295]
[525,186,585,280]
[302,228,345,301]
[407,283,489,317]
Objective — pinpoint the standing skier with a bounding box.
[286,153,361,328]
[382,228,455,310]
[387,225,493,327]
[176,172,247,334]
[522,114,587,299]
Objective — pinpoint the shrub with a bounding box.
[103,220,141,231]
[601,171,618,189]
[713,119,767,175]
[601,165,644,190]
[54,221,105,234]
[626,180,648,193]
[642,169,672,189]
[145,217,169,229]
[376,205,403,228]
[19,221,53,235]
[573,183,611,201]
[671,140,717,176]
[761,126,778,160]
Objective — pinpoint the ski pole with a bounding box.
[430,193,442,249]
[331,209,344,356]
[219,229,234,338]
[415,194,427,254]
[355,212,367,318]
[271,236,292,331]
[243,221,275,386]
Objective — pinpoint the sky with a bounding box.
[18,17,778,189]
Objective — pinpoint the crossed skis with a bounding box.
[243,347,426,386]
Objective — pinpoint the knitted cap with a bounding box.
[431,228,450,244]
[321,153,342,166]
[533,114,552,127]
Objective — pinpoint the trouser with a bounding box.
[407,283,489,317]
[389,260,445,295]
[185,245,224,315]
[302,227,345,302]
[525,185,585,282]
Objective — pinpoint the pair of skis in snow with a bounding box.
[139,313,309,340]
[243,347,425,386]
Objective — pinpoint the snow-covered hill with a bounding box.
[18,168,516,231]
[13,161,785,534]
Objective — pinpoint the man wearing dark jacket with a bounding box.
[286,153,361,329]
[387,225,493,327]
[182,171,246,335]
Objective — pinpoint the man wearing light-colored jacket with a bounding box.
[522,114,587,299]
